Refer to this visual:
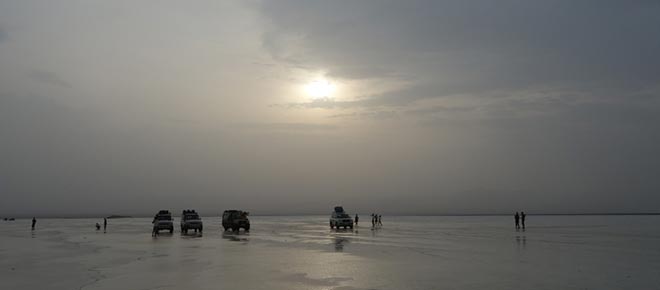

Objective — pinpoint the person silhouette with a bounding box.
[378,215,382,226]
[31,217,36,230]
[521,212,526,229]
[514,212,520,229]
[95,223,101,230]
[354,214,359,226]
[103,218,107,230]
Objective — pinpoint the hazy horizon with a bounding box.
[2,1,659,217]
[5,210,660,220]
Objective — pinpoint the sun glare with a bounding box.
[305,79,335,99]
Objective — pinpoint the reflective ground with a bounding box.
[1,215,659,290]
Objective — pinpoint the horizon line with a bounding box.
[4,212,660,219]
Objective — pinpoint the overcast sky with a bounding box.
[1,0,659,217]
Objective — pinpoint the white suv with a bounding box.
[330,206,354,229]
[180,210,203,234]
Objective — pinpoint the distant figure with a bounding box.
[152,216,158,236]
[354,214,359,226]
[103,218,107,230]
[521,212,526,229]
[371,213,376,227]
[378,215,382,226]
[514,212,520,229]
[95,223,101,230]
[31,217,36,230]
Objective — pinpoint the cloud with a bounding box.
[258,0,660,116]
[1,0,659,216]
[234,122,338,133]
[328,110,399,120]
[0,26,7,43]
[27,70,72,89]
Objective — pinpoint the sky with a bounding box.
[1,0,659,217]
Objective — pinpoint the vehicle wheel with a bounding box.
[170,227,173,234]
[244,226,249,232]
[223,226,228,231]
[349,225,353,229]
[199,226,203,233]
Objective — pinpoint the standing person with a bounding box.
[521,212,526,229]
[103,218,107,231]
[152,215,158,236]
[31,217,36,230]
[152,224,158,237]
[354,214,359,226]
[95,223,101,230]
[514,212,520,229]
[371,213,376,228]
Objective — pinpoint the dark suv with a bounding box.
[222,210,250,232]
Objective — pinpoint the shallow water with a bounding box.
[1,215,659,290]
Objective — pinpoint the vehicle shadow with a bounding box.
[222,231,249,242]
[330,228,355,233]
[151,232,174,239]
[181,232,203,239]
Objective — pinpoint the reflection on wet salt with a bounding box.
[222,232,249,242]
[277,272,352,287]
[2,216,660,290]
[333,236,349,251]
[181,232,203,239]
[515,235,527,250]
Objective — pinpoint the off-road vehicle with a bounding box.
[180,209,203,234]
[222,210,250,232]
[330,206,353,229]
[152,210,174,234]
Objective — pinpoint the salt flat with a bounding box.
[1,215,659,290]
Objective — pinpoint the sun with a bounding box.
[305,79,335,99]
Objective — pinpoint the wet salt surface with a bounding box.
[1,215,659,290]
